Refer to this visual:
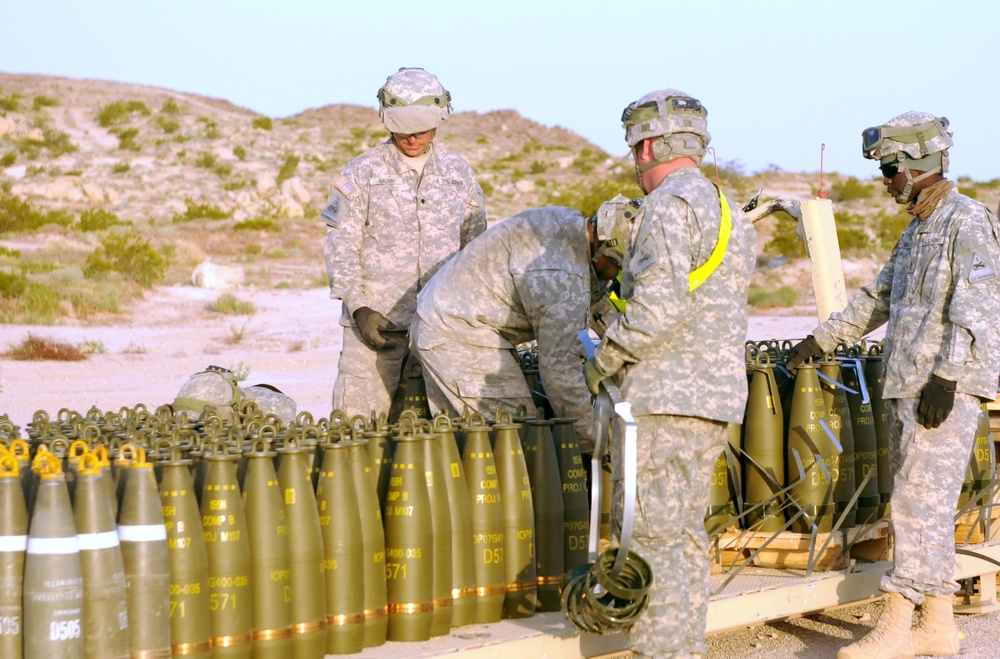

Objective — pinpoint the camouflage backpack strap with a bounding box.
[172,365,243,417]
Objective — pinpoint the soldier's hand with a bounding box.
[785,335,823,373]
[917,375,956,429]
[353,307,398,350]
[583,357,611,396]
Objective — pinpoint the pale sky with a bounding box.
[2,0,998,181]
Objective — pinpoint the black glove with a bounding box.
[785,335,823,373]
[353,307,397,350]
[916,374,956,429]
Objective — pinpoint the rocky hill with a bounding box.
[1,72,998,325]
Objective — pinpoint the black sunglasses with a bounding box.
[879,161,899,179]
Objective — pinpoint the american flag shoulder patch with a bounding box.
[332,176,355,197]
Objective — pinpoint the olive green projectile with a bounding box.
[705,436,738,535]
[243,442,294,658]
[275,435,327,659]
[74,453,129,659]
[551,418,589,573]
[345,437,388,647]
[201,442,254,658]
[118,447,172,658]
[521,415,564,612]
[383,431,434,641]
[819,356,856,529]
[742,353,785,531]
[493,412,536,618]
[316,437,364,654]
[158,448,212,659]
[23,454,84,658]
[841,354,880,525]
[0,454,27,659]
[960,405,996,511]
[863,345,893,519]
[461,413,505,623]
[363,421,393,508]
[401,360,432,420]
[415,422,454,636]
[786,362,836,533]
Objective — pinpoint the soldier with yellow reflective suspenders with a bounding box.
[582,89,756,658]
[321,68,487,421]
[787,112,1000,659]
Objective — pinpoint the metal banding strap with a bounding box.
[77,530,120,550]
[293,620,327,634]
[252,626,295,641]
[387,602,435,615]
[432,597,454,608]
[689,189,732,291]
[475,584,507,597]
[610,384,637,577]
[118,524,168,542]
[211,634,253,648]
[364,606,388,619]
[537,575,564,586]
[578,329,611,562]
[26,535,80,554]
[451,587,477,599]
[171,640,213,655]
[504,580,537,593]
[326,613,366,626]
[129,649,172,659]
[0,534,27,552]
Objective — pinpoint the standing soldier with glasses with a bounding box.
[321,67,487,421]
[786,112,1000,658]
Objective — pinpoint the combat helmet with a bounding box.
[621,89,711,169]
[592,194,642,267]
[862,111,952,203]
[172,365,242,422]
[377,67,451,134]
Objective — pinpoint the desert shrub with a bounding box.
[213,162,232,179]
[5,334,86,361]
[829,176,874,202]
[97,100,150,127]
[195,152,217,168]
[17,128,77,159]
[0,92,21,113]
[748,285,799,309]
[252,117,273,131]
[112,160,131,174]
[700,159,755,200]
[875,209,914,250]
[161,98,181,115]
[198,116,220,140]
[529,160,550,174]
[173,199,231,223]
[0,271,27,298]
[84,234,168,287]
[276,153,300,186]
[0,153,16,167]
[837,227,872,256]
[544,171,643,218]
[233,145,247,160]
[479,180,494,197]
[762,212,807,259]
[156,116,179,134]
[211,292,256,315]
[112,127,140,151]
[234,218,279,232]
[0,246,20,258]
[958,186,978,199]
[78,208,127,232]
[0,191,74,233]
[571,148,604,174]
[33,95,59,109]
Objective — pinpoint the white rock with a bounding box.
[283,177,311,205]
[514,180,536,194]
[3,165,27,180]
[82,183,105,204]
[46,179,77,200]
[276,194,304,219]
[106,188,121,203]
[256,174,277,196]
[25,128,44,142]
[0,116,12,138]
[191,261,246,290]
[557,156,574,169]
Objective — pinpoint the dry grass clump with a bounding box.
[5,334,86,361]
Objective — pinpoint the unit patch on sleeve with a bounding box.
[969,249,997,283]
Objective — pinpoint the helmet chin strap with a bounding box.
[896,159,940,204]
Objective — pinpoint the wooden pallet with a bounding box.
[713,521,891,572]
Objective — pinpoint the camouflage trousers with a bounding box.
[409,318,535,421]
[332,324,413,422]
[883,393,980,602]
[611,414,726,658]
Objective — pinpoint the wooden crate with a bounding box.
[713,521,891,572]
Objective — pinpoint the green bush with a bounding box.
[97,100,150,127]
[543,171,643,218]
[875,209,914,250]
[78,208,127,232]
[276,153,300,186]
[837,227,872,256]
[748,285,799,309]
[16,128,78,159]
[529,160,550,175]
[0,92,22,113]
[234,217,279,232]
[0,191,74,233]
[233,145,248,161]
[213,162,232,178]
[958,186,978,199]
[763,212,807,259]
[829,176,874,202]
[0,153,15,167]
[173,199,231,223]
[195,152,217,168]
[198,116,220,140]
[33,95,59,109]
[0,271,27,298]
[112,160,131,174]
[252,117,273,131]
[113,127,140,151]
[156,116,179,134]
[211,292,256,315]
[161,98,181,115]
[84,234,168,287]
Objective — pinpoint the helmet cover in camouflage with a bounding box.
[172,366,242,421]
[861,111,952,166]
[593,194,642,266]
[377,67,451,134]
[242,384,297,424]
[621,89,711,157]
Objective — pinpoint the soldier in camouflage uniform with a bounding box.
[410,198,638,450]
[322,67,487,421]
[583,90,756,658]
[787,112,1000,659]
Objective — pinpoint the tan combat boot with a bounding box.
[911,595,960,656]
[837,592,915,659]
